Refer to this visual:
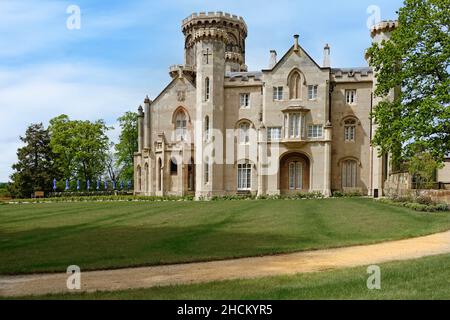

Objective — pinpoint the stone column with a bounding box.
[137,105,144,152]
[143,96,152,150]
[257,126,266,197]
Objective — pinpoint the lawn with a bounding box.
[24,253,450,300]
[0,198,449,275]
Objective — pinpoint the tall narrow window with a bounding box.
[342,160,357,188]
[188,158,195,191]
[144,163,149,192]
[289,162,303,190]
[205,77,210,101]
[240,93,250,108]
[345,89,357,104]
[175,111,187,141]
[170,158,178,175]
[237,162,252,190]
[204,116,210,141]
[288,113,301,138]
[289,71,301,100]
[308,85,318,100]
[344,119,356,141]
[239,122,250,144]
[204,157,210,184]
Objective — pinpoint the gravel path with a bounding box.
[1,230,450,297]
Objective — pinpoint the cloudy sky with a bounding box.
[0,0,403,182]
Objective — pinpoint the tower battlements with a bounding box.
[182,12,247,72]
[182,12,247,34]
[370,20,398,38]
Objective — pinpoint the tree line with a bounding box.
[8,112,138,198]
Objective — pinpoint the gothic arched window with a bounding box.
[344,119,357,142]
[288,70,302,100]
[239,122,250,144]
[175,111,187,141]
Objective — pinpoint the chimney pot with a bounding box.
[323,43,331,68]
[269,50,277,69]
[294,34,299,51]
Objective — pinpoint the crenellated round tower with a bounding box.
[368,20,399,197]
[181,12,248,198]
[182,11,248,72]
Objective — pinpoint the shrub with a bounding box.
[332,191,344,197]
[378,198,449,212]
[332,191,363,198]
[415,195,434,206]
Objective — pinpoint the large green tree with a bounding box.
[114,111,138,182]
[9,123,60,198]
[49,115,111,183]
[367,0,450,166]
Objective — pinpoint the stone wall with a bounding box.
[416,189,450,205]
[384,172,411,197]
[384,172,450,204]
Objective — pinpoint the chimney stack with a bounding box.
[293,34,299,52]
[323,43,330,68]
[269,50,277,69]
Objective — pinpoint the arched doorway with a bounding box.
[279,152,310,194]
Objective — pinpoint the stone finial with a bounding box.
[137,105,144,116]
[293,34,299,52]
[144,95,151,104]
[269,50,277,69]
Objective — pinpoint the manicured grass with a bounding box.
[0,198,449,275]
[13,253,450,300]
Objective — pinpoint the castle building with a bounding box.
[134,12,399,198]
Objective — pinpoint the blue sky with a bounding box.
[0,0,403,181]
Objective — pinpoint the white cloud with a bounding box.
[0,62,148,181]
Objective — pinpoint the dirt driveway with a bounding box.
[1,230,449,297]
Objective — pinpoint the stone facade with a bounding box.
[134,12,399,198]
